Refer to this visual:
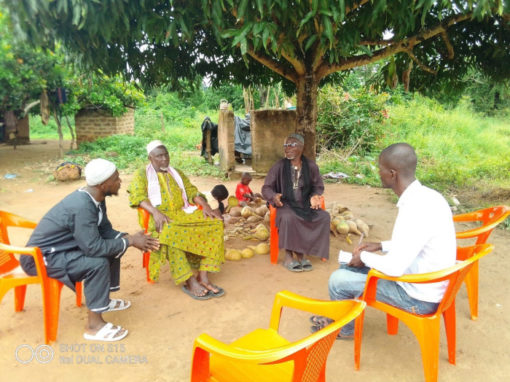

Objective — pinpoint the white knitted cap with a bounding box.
[84,158,117,186]
[146,140,165,155]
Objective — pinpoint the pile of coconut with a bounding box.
[327,203,370,244]
[223,196,271,261]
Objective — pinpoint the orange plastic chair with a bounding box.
[191,290,366,382]
[453,205,510,320]
[0,211,82,344]
[138,207,153,283]
[269,196,326,265]
[353,243,494,382]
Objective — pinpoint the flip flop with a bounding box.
[310,324,354,340]
[104,298,131,312]
[283,260,303,272]
[83,323,128,342]
[301,259,313,271]
[181,285,212,300]
[201,283,225,298]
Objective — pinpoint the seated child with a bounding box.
[211,184,229,215]
[235,172,262,206]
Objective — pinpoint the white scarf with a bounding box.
[146,164,197,214]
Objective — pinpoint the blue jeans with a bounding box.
[328,265,439,336]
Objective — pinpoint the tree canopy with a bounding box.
[4,0,509,154]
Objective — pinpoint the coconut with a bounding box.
[229,206,242,217]
[241,248,255,258]
[345,220,362,235]
[264,211,270,224]
[354,218,370,236]
[340,210,354,220]
[335,221,350,235]
[253,224,269,241]
[255,205,268,217]
[227,195,239,207]
[246,215,262,223]
[254,243,270,255]
[225,249,242,261]
[241,206,255,218]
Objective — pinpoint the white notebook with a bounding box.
[338,250,353,264]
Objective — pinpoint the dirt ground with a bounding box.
[1,140,509,382]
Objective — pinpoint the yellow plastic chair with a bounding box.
[354,244,494,382]
[0,211,82,343]
[454,205,510,319]
[191,290,366,382]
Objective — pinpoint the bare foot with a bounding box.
[185,276,209,297]
[197,272,221,294]
[282,250,295,267]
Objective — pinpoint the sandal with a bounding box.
[200,283,225,298]
[301,259,313,271]
[283,260,303,272]
[83,323,128,342]
[181,285,212,300]
[104,299,131,312]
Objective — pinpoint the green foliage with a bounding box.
[202,84,245,111]
[0,10,61,113]
[69,73,145,117]
[316,85,389,153]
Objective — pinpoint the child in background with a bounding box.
[235,172,262,206]
[211,184,229,215]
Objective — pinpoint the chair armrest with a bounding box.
[269,290,364,330]
[0,242,48,279]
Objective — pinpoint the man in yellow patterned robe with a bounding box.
[128,140,225,300]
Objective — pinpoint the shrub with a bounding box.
[316,85,389,154]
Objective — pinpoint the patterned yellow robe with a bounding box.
[128,167,224,283]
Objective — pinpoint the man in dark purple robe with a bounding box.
[262,134,330,272]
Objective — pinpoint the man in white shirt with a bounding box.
[312,143,456,338]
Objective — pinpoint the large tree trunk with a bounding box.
[295,73,319,159]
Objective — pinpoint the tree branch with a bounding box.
[246,48,298,83]
[441,31,454,59]
[317,12,472,79]
[406,50,437,74]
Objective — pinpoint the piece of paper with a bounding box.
[338,250,353,264]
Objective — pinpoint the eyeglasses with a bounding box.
[283,142,299,148]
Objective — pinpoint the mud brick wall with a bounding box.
[251,110,296,173]
[218,109,236,172]
[75,108,134,145]
[16,115,30,144]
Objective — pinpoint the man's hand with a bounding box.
[310,194,321,210]
[348,252,365,268]
[193,196,222,220]
[349,242,382,268]
[201,203,222,219]
[153,209,171,233]
[273,193,283,207]
[127,231,160,252]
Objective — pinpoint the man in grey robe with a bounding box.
[262,134,330,272]
[20,159,159,341]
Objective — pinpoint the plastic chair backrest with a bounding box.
[0,211,37,274]
[454,205,510,244]
[192,291,365,382]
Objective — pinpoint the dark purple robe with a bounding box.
[262,159,331,259]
